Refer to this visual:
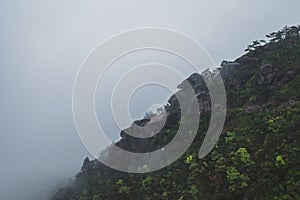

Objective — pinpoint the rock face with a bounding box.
[81,157,90,174]
[244,105,262,114]
[177,73,206,92]
[257,64,278,85]
[235,55,259,65]
[115,72,210,153]
[256,64,296,86]
[220,61,241,80]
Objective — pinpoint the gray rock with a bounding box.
[177,73,205,90]
[235,56,258,64]
[220,61,241,79]
[257,64,278,85]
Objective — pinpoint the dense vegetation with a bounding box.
[52,25,300,200]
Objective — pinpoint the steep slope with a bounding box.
[52,25,300,200]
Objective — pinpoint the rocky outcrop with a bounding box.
[220,61,242,80]
[244,105,262,114]
[235,55,259,65]
[257,64,296,86]
[257,64,278,85]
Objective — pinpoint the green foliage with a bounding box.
[189,185,199,199]
[246,25,300,53]
[117,179,130,195]
[161,191,169,199]
[235,148,252,164]
[226,167,250,192]
[185,155,193,164]
[275,155,286,168]
[142,176,153,190]
[92,194,100,200]
[119,185,130,194]
[225,131,236,144]
[79,190,89,200]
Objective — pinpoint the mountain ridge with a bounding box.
[52,25,300,200]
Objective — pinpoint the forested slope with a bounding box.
[52,25,300,200]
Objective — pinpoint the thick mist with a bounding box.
[0,0,299,199]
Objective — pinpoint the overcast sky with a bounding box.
[0,0,299,199]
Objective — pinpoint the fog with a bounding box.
[0,0,299,199]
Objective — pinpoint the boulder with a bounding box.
[257,64,278,85]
